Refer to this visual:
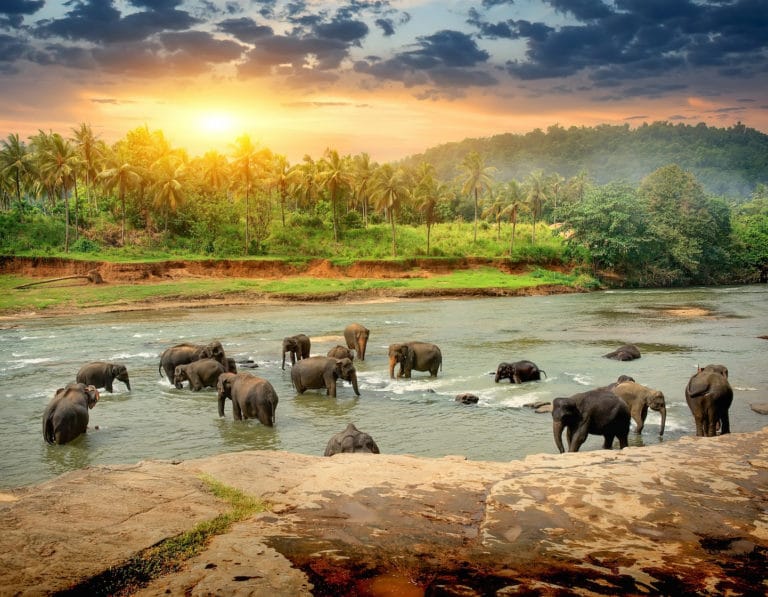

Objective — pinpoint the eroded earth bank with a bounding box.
[2,428,767,596]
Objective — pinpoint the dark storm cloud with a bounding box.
[217,17,274,43]
[375,18,395,36]
[237,32,351,77]
[0,0,44,16]
[159,31,245,62]
[313,18,369,43]
[34,0,199,44]
[354,29,496,90]
[0,33,29,73]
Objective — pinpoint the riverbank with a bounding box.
[2,428,766,595]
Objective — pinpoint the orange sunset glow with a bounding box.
[1,1,767,162]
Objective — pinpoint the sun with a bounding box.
[198,112,236,135]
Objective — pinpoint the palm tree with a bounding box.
[548,172,565,223]
[317,148,352,242]
[288,154,318,211]
[459,151,496,242]
[0,133,34,215]
[499,180,526,254]
[269,154,291,227]
[151,154,186,233]
[370,163,410,257]
[39,133,80,251]
[230,134,260,254]
[413,162,440,255]
[99,144,141,246]
[351,152,375,225]
[525,170,548,244]
[200,150,229,193]
[71,123,100,215]
[481,184,506,241]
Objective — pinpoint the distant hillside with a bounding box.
[403,121,768,199]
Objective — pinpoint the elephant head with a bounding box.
[202,341,226,365]
[173,364,189,389]
[216,372,237,416]
[551,397,579,454]
[334,358,360,396]
[646,390,667,436]
[108,364,130,391]
[388,343,407,378]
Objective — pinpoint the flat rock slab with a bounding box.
[751,402,768,415]
[2,430,767,595]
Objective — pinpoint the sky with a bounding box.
[1,0,767,162]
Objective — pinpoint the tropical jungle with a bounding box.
[1,120,767,290]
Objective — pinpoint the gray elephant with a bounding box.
[324,422,380,456]
[685,364,733,437]
[217,372,278,426]
[388,341,442,378]
[291,356,360,397]
[494,360,546,384]
[551,387,630,453]
[327,345,354,360]
[76,361,130,393]
[344,323,370,361]
[42,383,100,445]
[159,341,227,384]
[612,380,666,435]
[173,358,226,391]
[282,334,311,370]
[603,344,641,361]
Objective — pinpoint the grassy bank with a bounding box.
[0,267,597,316]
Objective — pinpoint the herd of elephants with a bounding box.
[40,322,735,456]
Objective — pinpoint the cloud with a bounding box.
[217,17,273,43]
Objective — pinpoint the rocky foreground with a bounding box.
[2,428,767,596]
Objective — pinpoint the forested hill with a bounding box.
[403,121,768,199]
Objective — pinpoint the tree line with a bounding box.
[0,122,766,286]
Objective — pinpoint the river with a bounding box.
[1,286,766,490]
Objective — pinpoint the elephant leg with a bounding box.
[618,431,629,449]
[106,381,114,393]
[233,400,243,421]
[602,433,615,449]
[569,423,590,452]
[720,411,731,434]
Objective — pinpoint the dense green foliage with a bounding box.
[1,122,766,287]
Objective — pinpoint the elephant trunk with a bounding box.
[217,393,226,417]
[658,406,666,436]
[388,355,397,379]
[358,337,368,361]
[553,421,566,454]
[350,371,360,396]
[124,376,131,391]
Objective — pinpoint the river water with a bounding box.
[1,286,766,490]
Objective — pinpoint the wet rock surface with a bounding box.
[2,429,767,596]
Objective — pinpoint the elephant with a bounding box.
[456,393,480,404]
[344,323,370,361]
[291,356,360,397]
[494,360,546,384]
[217,372,278,426]
[159,341,226,385]
[612,380,667,435]
[327,345,354,360]
[281,334,311,370]
[551,387,631,453]
[324,422,380,456]
[173,358,226,391]
[604,344,641,361]
[685,364,733,437]
[42,383,100,445]
[76,361,130,393]
[388,341,442,379]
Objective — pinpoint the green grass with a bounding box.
[0,267,595,314]
[59,475,266,596]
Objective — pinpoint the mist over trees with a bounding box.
[0,121,766,286]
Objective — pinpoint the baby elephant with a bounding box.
[42,382,100,445]
[495,360,546,384]
[327,345,354,360]
[76,361,130,393]
[324,422,380,456]
[217,372,278,426]
[612,380,666,435]
[174,358,226,391]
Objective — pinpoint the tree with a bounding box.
[413,162,441,255]
[71,123,101,215]
[99,144,141,246]
[525,170,548,244]
[151,154,186,233]
[0,133,33,215]
[499,180,526,254]
[230,134,260,254]
[317,148,352,242]
[351,152,376,226]
[269,154,291,227]
[459,151,496,242]
[39,133,80,251]
[370,163,410,257]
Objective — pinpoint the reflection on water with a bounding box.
[1,285,767,489]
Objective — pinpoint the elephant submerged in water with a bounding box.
[159,341,227,385]
[685,364,733,437]
[603,344,641,361]
[42,383,100,445]
[324,422,380,456]
[217,372,278,426]
[76,361,130,393]
[494,360,546,384]
[388,341,442,378]
[282,334,311,370]
[552,387,630,453]
[291,356,360,397]
[344,323,370,361]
